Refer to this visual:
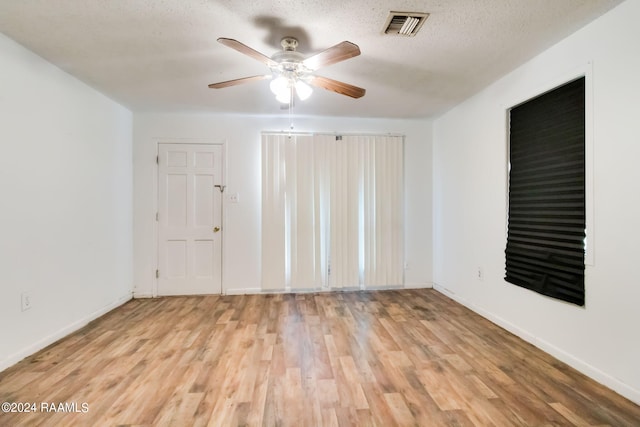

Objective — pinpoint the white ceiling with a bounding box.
[0,0,623,118]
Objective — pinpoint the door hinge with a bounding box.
[156,155,159,164]
[155,269,159,278]
[156,212,159,221]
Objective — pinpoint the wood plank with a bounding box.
[0,289,638,426]
[384,392,416,425]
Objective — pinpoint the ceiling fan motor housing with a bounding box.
[270,37,310,79]
[280,37,298,51]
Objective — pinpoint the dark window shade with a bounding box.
[505,77,585,306]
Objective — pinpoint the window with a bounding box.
[261,133,404,291]
[505,77,585,306]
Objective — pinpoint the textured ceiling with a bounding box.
[0,0,623,118]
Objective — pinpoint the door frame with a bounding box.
[153,139,227,297]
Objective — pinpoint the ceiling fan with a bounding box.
[208,37,366,104]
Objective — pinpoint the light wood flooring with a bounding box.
[1,289,639,426]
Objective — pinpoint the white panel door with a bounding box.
[158,143,223,295]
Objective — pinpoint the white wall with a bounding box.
[0,33,133,371]
[433,0,640,404]
[133,114,432,296]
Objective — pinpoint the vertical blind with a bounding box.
[505,77,586,306]
[262,133,404,290]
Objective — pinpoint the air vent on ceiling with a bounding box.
[383,11,429,37]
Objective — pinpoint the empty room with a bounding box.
[1,0,639,425]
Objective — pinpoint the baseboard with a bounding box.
[132,293,155,298]
[404,282,433,289]
[226,287,337,295]
[0,293,133,373]
[224,288,263,295]
[225,284,429,296]
[432,283,640,406]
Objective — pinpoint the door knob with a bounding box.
[213,226,220,233]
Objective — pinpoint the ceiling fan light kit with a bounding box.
[269,76,291,103]
[267,38,315,103]
[269,76,312,104]
[209,36,366,106]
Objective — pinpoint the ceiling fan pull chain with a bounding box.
[289,86,294,135]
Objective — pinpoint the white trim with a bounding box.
[219,141,228,295]
[584,63,595,266]
[0,293,132,373]
[503,62,595,266]
[132,293,154,298]
[364,285,405,291]
[154,138,227,297]
[403,281,434,289]
[153,139,160,297]
[224,288,263,296]
[224,284,427,295]
[432,283,640,405]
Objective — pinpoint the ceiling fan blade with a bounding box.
[217,38,277,67]
[303,41,361,70]
[310,76,366,99]
[208,75,270,89]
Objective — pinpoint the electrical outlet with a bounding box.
[21,292,32,311]
[229,193,239,204]
[477,267,484,281]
